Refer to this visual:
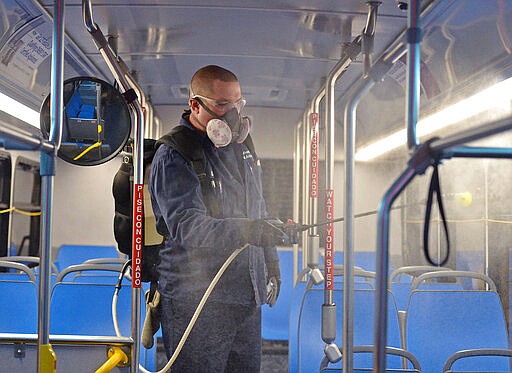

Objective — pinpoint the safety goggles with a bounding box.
[193,94,246,113]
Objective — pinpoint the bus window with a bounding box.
[11,157,40,257]
[0,151,12,257]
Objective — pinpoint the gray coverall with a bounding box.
[149,114,277,372]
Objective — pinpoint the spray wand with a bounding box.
[269,206,403,244]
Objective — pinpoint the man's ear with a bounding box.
[189,98,200,114]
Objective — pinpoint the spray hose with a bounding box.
[110,244,250,373]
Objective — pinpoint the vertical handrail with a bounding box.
[292,122,302,285]
[406,0,422,149]
[154,116,162,139]
[302,107,311,271]
[322,29,361,371]
[321,2,381,369]
[83,1,145,370]
[374,167,417,372]
[340,4,380,371]
[309,90,324,261]
[38,1,65,371]
[147,102,154,139]
[312,91,325,234]
[307,108,320,266]
[343,75,373,372]
[483,161,489,282]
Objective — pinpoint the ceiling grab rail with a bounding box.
[373,3,512,373]
[321,2,380,370]
[82,1,144,371]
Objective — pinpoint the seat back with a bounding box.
[389,266,456,311]
[49,281,157,370]
[0,280,38,333]
[406,290,509,372]
[65,90,83,118]
[50,282,132,336]
[54,245,119,272]
[297,288,402,373]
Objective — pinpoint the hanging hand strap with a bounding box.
[423,163,450,266]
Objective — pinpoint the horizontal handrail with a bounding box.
[389,265,453,283]
[0,260,36,283]
[0,333,133,345]
[0,256,58,274]
[444,348,512,372]
[55,263,125,284]
[83,258,129,266]
[411,270,496,292]
[432,116,512,159]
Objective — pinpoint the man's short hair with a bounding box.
[190,65,239,97]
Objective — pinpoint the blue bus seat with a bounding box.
[262,249,298,341]
[50,282,132,336]
[50,281,157,369]
[54,245,120,272]
[289,265,378,372]
[391,280,463,311]
[405,290,510,372]
[66,90,95,119]
[389,266,456,311]
[296,288,402,373]
[0,280,38,333]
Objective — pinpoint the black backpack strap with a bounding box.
[157,126,222,217]
[242,133,258,162]
[157,126,208,181]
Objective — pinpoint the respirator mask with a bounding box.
[194,95,252,147]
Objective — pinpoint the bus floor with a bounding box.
[155,339,289,372]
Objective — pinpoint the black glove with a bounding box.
[266,260,281,307]
[241,219,289,248]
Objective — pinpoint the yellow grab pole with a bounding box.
[39,344,56,373]
[95,347,129,373]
